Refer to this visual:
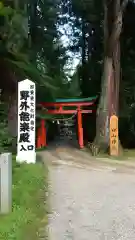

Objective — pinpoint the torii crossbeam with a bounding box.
[37,96,97,149]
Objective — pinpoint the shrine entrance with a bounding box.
[36,96,97,149]
[54,115,76,143]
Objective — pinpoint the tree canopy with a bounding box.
[1,0,135,151]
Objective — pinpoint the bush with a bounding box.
[0,101,13,153]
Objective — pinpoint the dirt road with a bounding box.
[42,148,135,240]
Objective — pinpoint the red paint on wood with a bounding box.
[36,100,96,149]
[41,119,47,147]
[77,109,84,148]
[37,128,42,148]
[39,101,95,107]
[44,109,93,114]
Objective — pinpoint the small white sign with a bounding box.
[16,79,36,163]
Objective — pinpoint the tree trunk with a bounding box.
[94,57,113,151]
[113,0,121,115]
[8,95,17,138]
[94,0,128,153]
[8,94,18,153]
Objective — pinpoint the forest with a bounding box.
[1,0,135,238]
[0,0,135,154]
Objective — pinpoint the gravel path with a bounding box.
[45,149,135,240]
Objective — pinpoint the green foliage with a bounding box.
[58,0,135,147]
[58,0,103,96]
[0,0,70,103]
[2,0,135,148]
[116,2,135,142]
[0,2,28,52]
[0,101,13,153]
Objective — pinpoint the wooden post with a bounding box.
[110,115,119,156]
[77,109,84,148]
[41,119,47,147]
[0,153,12,214]
[44,120,47,147]
[37,127,42,148]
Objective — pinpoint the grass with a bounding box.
[85,145,135,161]
[36,147,47,152]
[96,149,135,161]
[0,155,48,240]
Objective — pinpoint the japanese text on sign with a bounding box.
[110,115,118,156]
[17,79,36,163]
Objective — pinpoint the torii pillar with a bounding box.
[77,108,84,148]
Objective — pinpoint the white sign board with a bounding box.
[16,79,36,163]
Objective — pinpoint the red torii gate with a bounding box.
[37,97,97,149]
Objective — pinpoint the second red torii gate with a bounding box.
[37,97,97,149]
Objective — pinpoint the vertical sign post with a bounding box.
[16,79,36,163]
[0,153,12,214]
[110,115,119,156]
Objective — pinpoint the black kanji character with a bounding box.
[20,101,29,111]
[20,91,29,101]
[111,134,116,138]
[30,120,34,125]
[27,145,34,151]
[30,96,34,101]
[30,102,34,107]
[30,90,34,95]
[19,112,30,121]
[112,128,116,132]
[20,122,30,132]
[19,132,30,142]
[30,85,34,89]
[112,139,116,145]
[30,114,34,119]
[30,108,34,113]
[20,145,27,151]
[30,126,34,131]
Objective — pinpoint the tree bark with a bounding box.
[94,0,128,153]
[113,0,121,115]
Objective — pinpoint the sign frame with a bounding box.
[110,115,119,156]
[16,79,36,163]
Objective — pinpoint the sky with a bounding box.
[59,24,80,76]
